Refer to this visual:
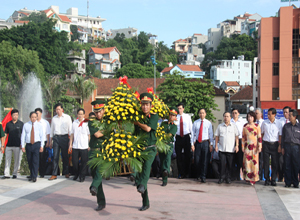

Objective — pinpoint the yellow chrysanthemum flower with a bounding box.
[121,155,125,159]
[120,134,126,138]
[115,158,118,162]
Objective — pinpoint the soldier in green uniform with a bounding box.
[132,93,158,211]
[159,107,178,186]
[88,100,106,211]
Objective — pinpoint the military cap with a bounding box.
[140,93,153,104]
[91,100,105,112]
[169,107,179,116]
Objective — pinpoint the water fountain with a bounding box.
[19,73,44,121]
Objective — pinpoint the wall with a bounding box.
[211,96,226,132]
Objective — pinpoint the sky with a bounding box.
[0,0,297,47]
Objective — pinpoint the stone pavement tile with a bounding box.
[275,186,300,220]
[255,182,293,220]
[0,177,265,220]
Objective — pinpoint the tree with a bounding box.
[115,63,159,78]
[201,34,257,76]
[43,75,66,117]
[0,41,45,110]
[157,72,218,121]
[0,19,74,77]
[138,31,150,50]
[68,75,97,107]
[70,25,79,41]
[114,33,125,43]
[20,12,48,24]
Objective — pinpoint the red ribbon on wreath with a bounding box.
[119,76,131,89]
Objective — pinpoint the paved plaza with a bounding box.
[0,176,299,220]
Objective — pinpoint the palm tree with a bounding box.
[69,75,97,108]
[42,75,65,117]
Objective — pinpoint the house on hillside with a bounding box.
[161,64,205,78]
[220,81,240,95]
[230,86,253,113]
[88,47,121,78]
[67,50,86,75]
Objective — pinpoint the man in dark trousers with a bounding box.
[35,108,50,178]
[21,112,44,182]
[159,107,178,186]
[133,93,158,211]
[191,108,214,183]
[49,103,72,180]
[281,109,300,188]
[261,108,282,186]
[88,100,106,211]
[1,109,24,179]
[175,103,193,179]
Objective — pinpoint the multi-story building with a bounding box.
[206,28,222,52]
[88,47,121,78]
[8,6,106,43]
[257,6,300,111]
[210,56,252,87]
[172,37,192,53]
[0,19,28,30]
[206,13,262,51]
[241,18,261,37]
[106,27,138,40]
[67,50,86,75]
[191,33,208,45]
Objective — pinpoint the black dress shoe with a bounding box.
[139,205,150,211]
[218,179,224,184]
[285,184,291,188]
[28,178,32,181]
[130,175,135,182]
[73,176,78,181]
[264,180,270,186]
[1,176,10,179]
[201,178,206,183]
[161,182,167,186]
[90,186,97,196]
[178,175,183,179]
[294,185,299,188]
[39,175,44,178]
[79,178,85,182]
[137,184,145,194]
[12,175,17,179]
[163,170,168,177]
[95,204,105,211]
[26,176,31,179]
[226,179,231,184]
[271,181,277,186]
[32,178,37,182]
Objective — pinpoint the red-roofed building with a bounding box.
[88,47,121,78]
[161,64,205,78]
[171,37,192,53]
[230,86,253,113]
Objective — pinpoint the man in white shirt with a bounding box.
[215,112,239,184]
[255,108,265,180]
[21,112,44,182]
[261,108,282,186]
[49,103,72,181]
[191,108,213,183]
[231,108,247,181]
[175,103,193,179]
[35,108,50,178]
[69,108,90,182]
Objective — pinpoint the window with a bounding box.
[244,63,249,68]
[273,63,279,76]
[293,29,300,56]
[272,88,279,100]
[273,37,279,50]
[82,64,85,69]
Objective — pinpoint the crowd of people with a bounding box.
[171,104,300,189]
[0,98,299,212]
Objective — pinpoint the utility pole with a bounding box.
[154,48,156,93]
